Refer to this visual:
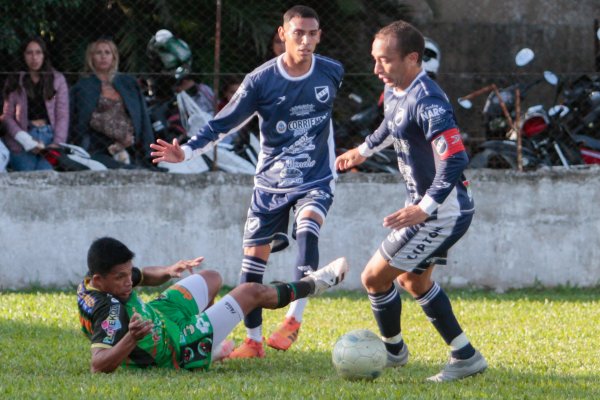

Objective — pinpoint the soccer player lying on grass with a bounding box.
[77,237,348,373]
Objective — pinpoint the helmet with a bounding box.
[423,37,441,79]
[147,29,192,79]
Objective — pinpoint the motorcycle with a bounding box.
[145,29,259,175]
[459,48,583,169]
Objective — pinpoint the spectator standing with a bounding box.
[2,37,69,171]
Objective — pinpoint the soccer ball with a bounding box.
[332,329,387,381]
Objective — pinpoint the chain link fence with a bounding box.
[1,1,599,172]
[0,0,414,172]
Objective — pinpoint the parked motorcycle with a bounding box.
[459,48,583,169]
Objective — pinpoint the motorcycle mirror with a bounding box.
[515,48,535,67]
[543,70,559,86]
[457,98,473,109]
[548,105,569,117]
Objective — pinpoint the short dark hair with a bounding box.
[283,5,320,26]
[376,20,424,64]
[87,237,135,276]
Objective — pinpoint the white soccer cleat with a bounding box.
[427,350,487,382]
[304,257,349,296]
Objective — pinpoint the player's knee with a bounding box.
[198,269,223,292]
[361,268,380,292]
[398,274,430,296]
[239,282,269,301]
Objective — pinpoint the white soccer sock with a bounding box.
[247,326,263,342]
[285,298,308,322]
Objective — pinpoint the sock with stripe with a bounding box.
[287,217,321,321]
[240,255,267,340]
[272,280,314,308]
[415,282,475,360]
[368,284,404,355]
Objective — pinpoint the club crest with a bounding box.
[315,86,330,103]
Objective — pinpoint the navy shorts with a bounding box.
[379,212,473,274]
[243,187,334,252]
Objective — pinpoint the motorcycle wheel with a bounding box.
[469,149,517,169]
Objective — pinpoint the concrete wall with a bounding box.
[1,167,599,291]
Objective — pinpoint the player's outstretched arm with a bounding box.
[140,257,205,286]
[91,313,153,373]
[150,138,185,163]
[335,148,367,171]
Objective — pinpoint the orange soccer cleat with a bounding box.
[266,316,302,351]
[227,337,266,359]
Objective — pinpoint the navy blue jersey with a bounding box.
[359,71,474,217]
[183,54,344,193]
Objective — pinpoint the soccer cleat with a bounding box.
[426,350,488,382]
[226,337,266,359]
[386,343,409,368]
[212,339,235,362]
[304,257,349,296]
[266,316,302,351]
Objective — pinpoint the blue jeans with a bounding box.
[9,124,54,171]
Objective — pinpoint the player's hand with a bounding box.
[335,148,366,171]
[150,138,185,164]
[383,205,429,230]
[167,256,205,278]
[128,312,153,341]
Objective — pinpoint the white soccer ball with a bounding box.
[332,329,387,381]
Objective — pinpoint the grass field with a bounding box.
[1,287,599,399]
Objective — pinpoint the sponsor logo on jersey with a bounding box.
[276,96,286,105]
[282,134,316,155]
[394,109,405,126]
[433,128,465,160]
[246,217,260,233]
[290,103,316,116]
[420,105,447,121]
[280,177,304,187]
[393,138,410,155]
[280,167,302,179]
[101,304,122,344]
[273,154,316,171]
[276,120,287,134]
[315,86,330,103]
[288,114,328,136]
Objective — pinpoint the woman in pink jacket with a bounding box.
[2,37,69,171]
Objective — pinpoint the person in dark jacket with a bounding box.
[70,38,154,168]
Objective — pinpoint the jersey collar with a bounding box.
[277,53,315,81]
[392,69,426,98]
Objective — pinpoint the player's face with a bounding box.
[93,261,134,300]
[372,35,419,90]
[280,17,321,63]
[24,41,44,72]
